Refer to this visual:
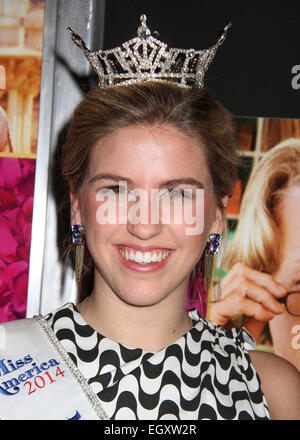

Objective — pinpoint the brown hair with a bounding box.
[61,81,239,292]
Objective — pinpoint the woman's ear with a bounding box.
[209,196,228,235]
[70,191,82,226]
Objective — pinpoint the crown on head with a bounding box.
[68,14,231,89]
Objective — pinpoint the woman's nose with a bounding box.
[126,189,163,240]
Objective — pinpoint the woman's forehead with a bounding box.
[88,124,211,183]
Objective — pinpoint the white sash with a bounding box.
[0,316,109,420]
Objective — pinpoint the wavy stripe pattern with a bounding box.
[46,303,270,420]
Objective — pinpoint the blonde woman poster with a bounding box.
[210,135,300,372]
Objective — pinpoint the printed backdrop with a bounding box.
[0,157,35,321]
[0,0,44,322]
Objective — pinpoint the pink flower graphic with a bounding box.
[0,157,36,322]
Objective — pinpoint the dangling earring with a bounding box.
[204,233,221,296]
[71,225,85,284]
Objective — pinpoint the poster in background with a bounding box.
[205,116,300,373]
[0,0,44,322]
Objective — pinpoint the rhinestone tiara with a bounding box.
[68,14,231,89]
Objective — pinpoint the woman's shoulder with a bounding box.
[44,302,77,322]
[0,315,34,332]
[0,303,76,339]
[248,350,300,420]
[190,309,256,351]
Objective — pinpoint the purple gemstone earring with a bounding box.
[71,225,85,245]
[71,225,85,284]
[208,233,221,255]
[204,233,221,294]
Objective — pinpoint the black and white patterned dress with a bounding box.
[45,303,270,420]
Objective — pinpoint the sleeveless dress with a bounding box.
[45,302,270,420]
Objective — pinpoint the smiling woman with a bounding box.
[0,17,300,421]
[69,122,221,318]
[48,81,299,421]
[62,83,237,305]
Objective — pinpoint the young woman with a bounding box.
[0,17,299,421]
[15,82,300,420]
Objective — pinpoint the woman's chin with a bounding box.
[112,283,173,308]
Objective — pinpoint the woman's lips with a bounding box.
[115,244,173,272]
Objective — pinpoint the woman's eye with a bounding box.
[168,189,193,200]
[169,189,183,199]
[99,185,128,195]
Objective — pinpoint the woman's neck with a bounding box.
[77,283,192,352]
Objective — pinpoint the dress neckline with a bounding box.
[69,302,199,354]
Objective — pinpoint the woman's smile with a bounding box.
[115,244,173,272]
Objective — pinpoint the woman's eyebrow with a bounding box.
[160,178,204,189]
[89,173,134,185]
[89,174,204,189]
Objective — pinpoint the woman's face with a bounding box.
[72,124,224,309]
[270,183,300,370]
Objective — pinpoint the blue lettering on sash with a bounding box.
[0,355,60,396]
[0,385,19,396]
[0,359,9,376]
[67,410,81,420]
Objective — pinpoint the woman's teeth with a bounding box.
[118,247,170,264]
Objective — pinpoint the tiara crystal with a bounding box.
[68,14,231,89]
